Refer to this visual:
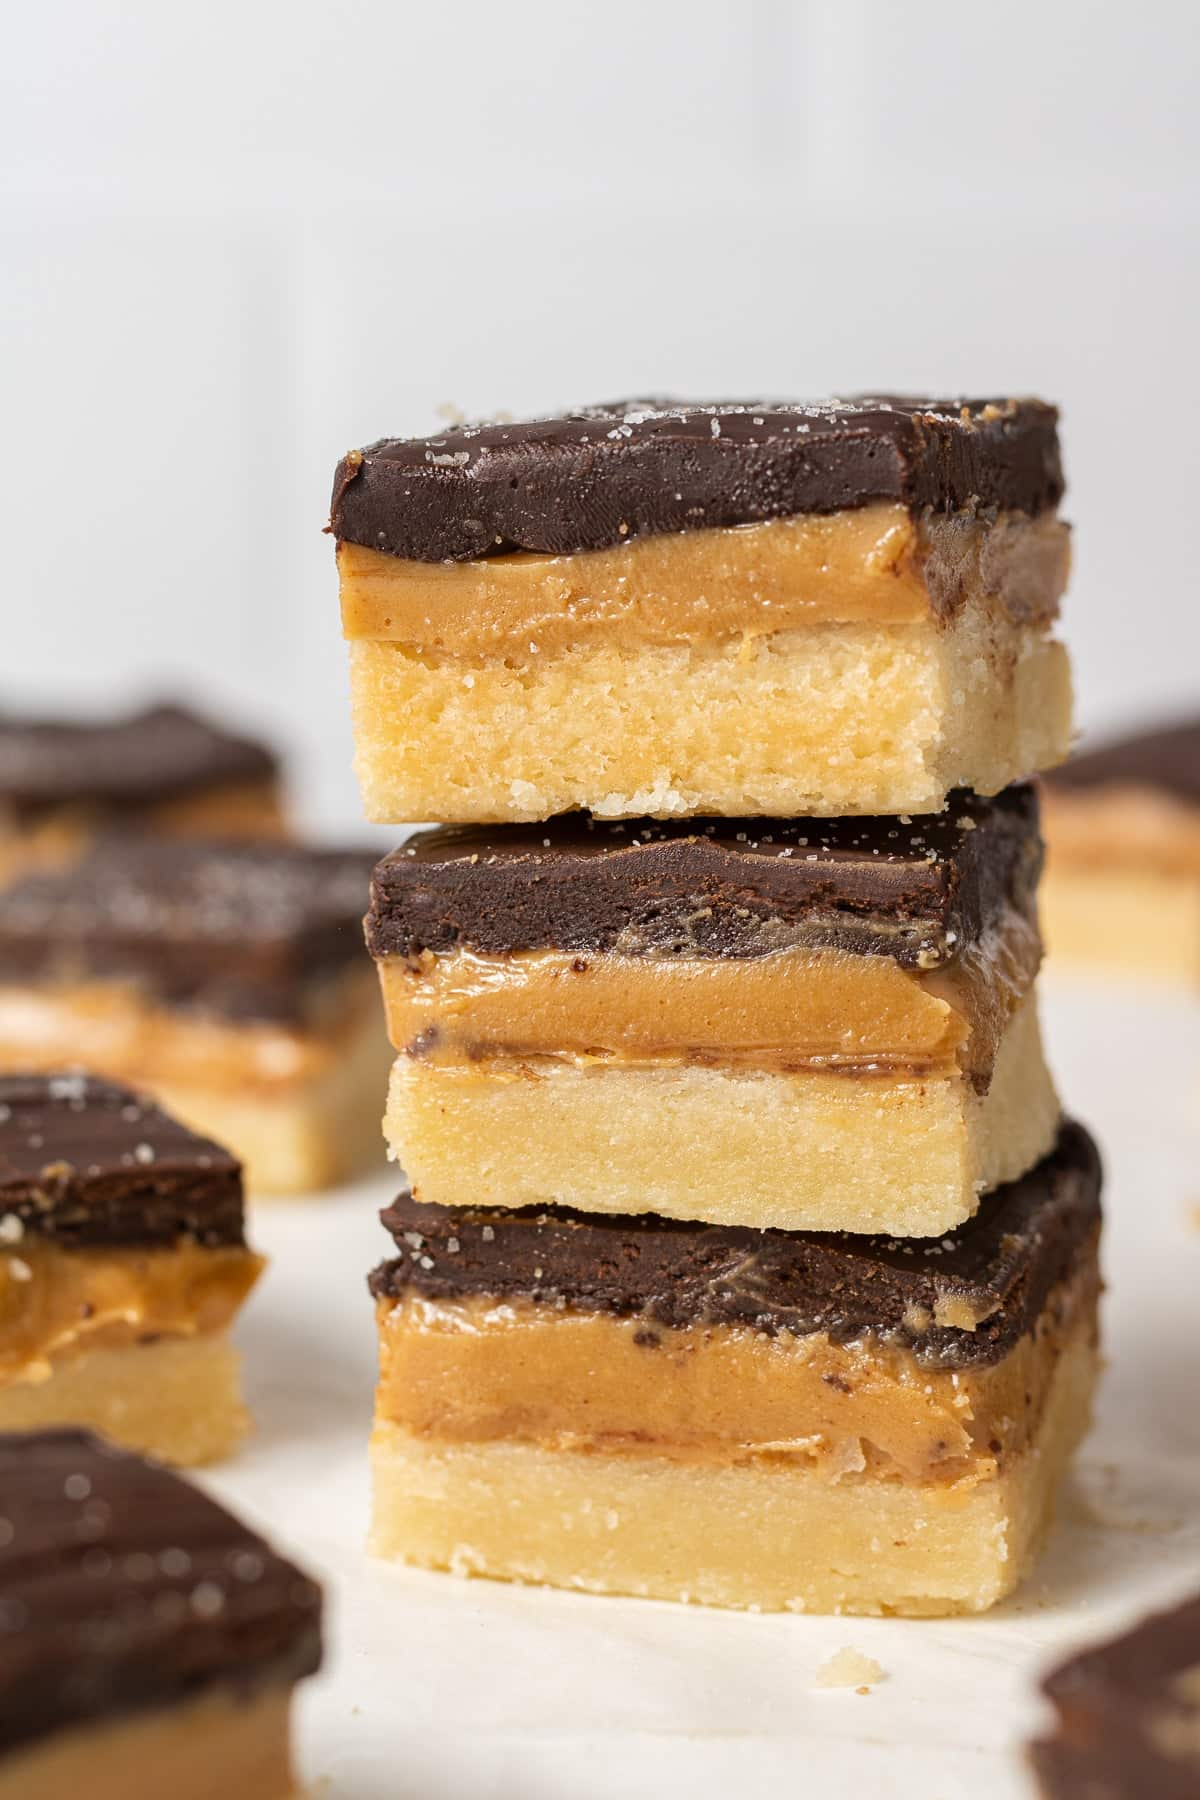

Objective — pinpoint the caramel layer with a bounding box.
[379,910,1039,1087]
[1043,782,1200,880]
[0,969,380,1096]
[340,504,1069,656]
[0,1242,264,1384]
[374,1254,1097,1490]
[0,1684,295,1800]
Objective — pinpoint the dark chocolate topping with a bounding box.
[1032,1593,1200,1800]
[330,396,1064,561]
[368,786,1041,970]
[0,839,377,1024]
[371,1121,1101,1370]
[0,1075,244,1249]
[1048,716,1200,807]
[0,1429,321,1759]
[0,703,277,818]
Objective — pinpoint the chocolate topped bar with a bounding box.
[330,396,1063,561]
[1032,1592,1200,1798]
[0,1428,321,1760]
[0,839,377,1023]
[371,1120,1100,1369]
[0,703,277,819]
[1048,716,1200,806]
[368,784,1041,969]
[0,1074,243,1248]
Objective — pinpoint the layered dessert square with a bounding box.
[369,785,1059,1236]
[368,1121,1101,1616]
[0,839,387,1193]
[0,1075,263,1463]
[1041,716,1200,984]
[1031,1591,1200,1797]
[0,1428,321,1798]
[0,702,285,882]
[331,396,1072,822]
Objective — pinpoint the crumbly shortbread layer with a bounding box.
[385,991,1058,1235]
[349,614,1071,821]
[1041,865,1200,986]
[368,1315,1096,1616]
[0,1684,296,1800]
[339,505,1069,654]
[0,972,389,1193]
[0,1241,262,1383]
[0,1334,251,1465]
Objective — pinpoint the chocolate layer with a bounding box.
[0,839,377,1024]
[368,786,1041,970]
[371,1120,1101,1369]
[1048,717,1200,808]
[0,1075,244,1249]
[0,1428,321,1759]
[1032,1592,1200,1799]
[0,703,277,819]
[329,396,1063,561]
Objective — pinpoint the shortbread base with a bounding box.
[348,611,1071,821]
[1041,865,1200,986]
[0,1333,251,1465]
[368,1322,1096,1616]
[0,1684,296,1800]
[0,974,390,1194]
[385,992,1059,1236]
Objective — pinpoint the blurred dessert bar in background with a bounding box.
[368,1120,1101,1616]
[0,1429,321,1799]
[0,841,386,1193]
[331,398,1072,823]
[0,1075,262,1463]
[1031,1589,1200,1797]
[0,701,286,882]
[1041,717,1200,984]
[367,787,1059,1236]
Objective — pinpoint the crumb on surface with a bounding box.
[815,1647,885,1689]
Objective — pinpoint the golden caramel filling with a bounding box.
[0,1684,295,1800]
[0,782,286,888]
[0,1241,264,1383]
[1044,782,1200,880]
[0,968,380,1095]
[374,1259,1097,1490]
[340,505,1069,656]
[379,912,1040,1088]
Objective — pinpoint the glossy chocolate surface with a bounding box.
[372,1121,1101,1370]
[330,396,1064,561]
[0,1075,244,1248]
[368,786,1041,970]
[0,1428,321,1759]
[0,839,376,1023]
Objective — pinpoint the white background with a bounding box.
[2,1,1198,830]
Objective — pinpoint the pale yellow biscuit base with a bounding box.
[1040,784,1200,984]
[368,1313,1097,1616]
[385,991,1059,1236]
[347,613,1071,822]
[0,1334,252,1466]
[1040,865,1200,986]
[0,970,390,1194]
[0,1683,298,1800]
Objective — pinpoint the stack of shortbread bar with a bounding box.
[331,397,1103,1616]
